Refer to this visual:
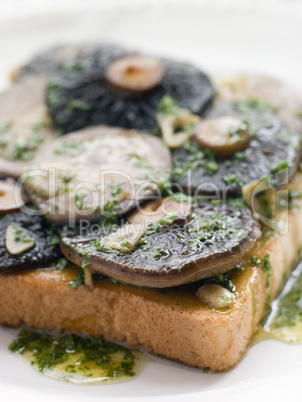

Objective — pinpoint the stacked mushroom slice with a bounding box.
[61,199,261,288]
[22,126,172,223]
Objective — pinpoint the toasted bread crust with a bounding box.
[1,177,302,371]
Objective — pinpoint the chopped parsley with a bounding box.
[69,271,85,288]
[236,98,278,114]
[223,173,244,186]
[157,95,180,115]
[173,140,219,181]
[150,247,169,261]
[54,140,85,157]
[9,329,137,380]
[270,159,289,174]
[7,122,45,161]
[251,254,272,288]
[65,100,90,114]
[74,192,87,209]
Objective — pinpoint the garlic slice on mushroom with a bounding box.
[102,224,146,253]
[157,109,200,148]
[128,197,193,225]
[195,283,235,308]
[5,222,35,255]
[195,116,251,156]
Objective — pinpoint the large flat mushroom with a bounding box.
[23,126,172,223]
[60,202,261,288]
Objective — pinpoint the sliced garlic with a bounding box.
[195,283,235,308]
[5,222,35,255]
[127,197,192,225]
[84,267,93,287]
[157,109,200,148]
[102,224,146,253]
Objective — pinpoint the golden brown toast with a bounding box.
[1,174,302,371]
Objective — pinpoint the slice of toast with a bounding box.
[1,175,302,372]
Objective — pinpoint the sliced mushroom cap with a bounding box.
[128,197,193,225]
[0,180,26,214]
[61,203,261,288]
[46,44,214,133]
[195,116,251,156]
[0,75,54,178]
[0,210,62,273]
[23,126,172,223]
[172,99,302,196]
[105,55,165,94]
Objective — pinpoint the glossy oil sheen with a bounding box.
[10,330,146,385]
[254,260,302,344]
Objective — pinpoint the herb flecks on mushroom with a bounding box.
[23,126,172,223]
[61,203,261,288]
[0,210,62,273]
[0,75,54,178]
[172,99,302,196]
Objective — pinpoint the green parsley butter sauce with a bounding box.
[9,330,146,385]
[254,259,302,344]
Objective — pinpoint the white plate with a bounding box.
[0,1,302,401]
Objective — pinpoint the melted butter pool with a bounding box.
[9,330,146,385]
[254,260,302,344]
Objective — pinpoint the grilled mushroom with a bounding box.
[61,203,261,288]
[0,210,62,273]
[45,44,214,133]
[213,73,302,132]
[0,75,54,178]
[11,44,87,82]
[23,126,172,223]
[172,99,302,196]
[195,116,251,157]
